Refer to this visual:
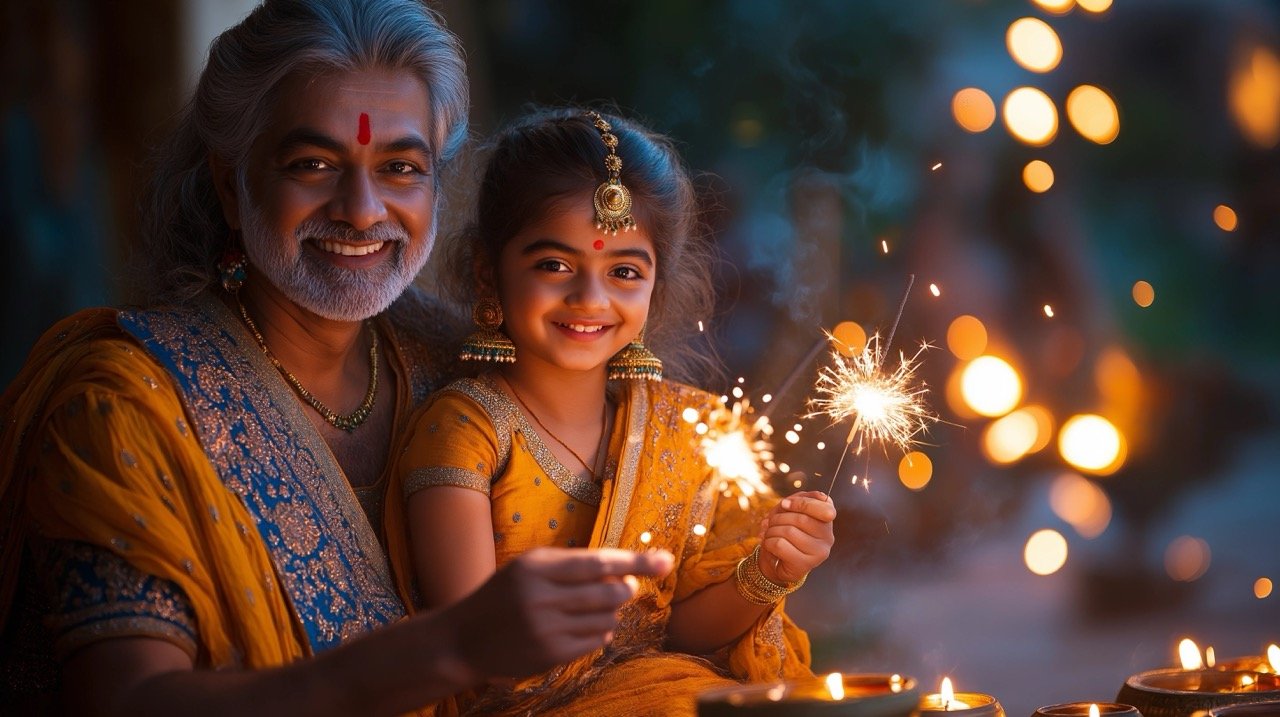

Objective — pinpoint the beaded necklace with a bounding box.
[238,299,378,432]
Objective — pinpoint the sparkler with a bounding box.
[685,398,777,510]
[809,275,937,494]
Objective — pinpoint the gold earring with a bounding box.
[218,247,247,294]
[458,298,516,363]
[607,325,662,381]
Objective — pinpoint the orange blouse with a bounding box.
[386,376,813,716]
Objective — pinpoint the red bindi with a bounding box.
[357,112,371,145]
[593,239,605,251]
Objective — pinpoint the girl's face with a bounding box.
[496,197,656,378]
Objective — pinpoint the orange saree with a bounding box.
[385,376,813,716]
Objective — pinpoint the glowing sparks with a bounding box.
[809,332,937,468]
[881,239,890,254]
[929,283,941,297]
[698,320,705,332]
[931,162,943,171]
[1044,304,1055,318]
[691,396,777,510]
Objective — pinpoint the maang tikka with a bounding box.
[587,111,637,235]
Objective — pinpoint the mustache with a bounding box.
[293,218,410,245]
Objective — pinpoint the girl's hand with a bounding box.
[757,490,836,584]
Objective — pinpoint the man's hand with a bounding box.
[443,547,675,681]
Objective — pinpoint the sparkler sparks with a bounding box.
[809,332,937,493]
[811,333,935,455]
[686,397,777,509]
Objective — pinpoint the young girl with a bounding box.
[385,108,836,716]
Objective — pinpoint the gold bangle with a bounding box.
[734,545,807,605]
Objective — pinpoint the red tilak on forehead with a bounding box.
[357,112,371,145]
[593,239,605,251]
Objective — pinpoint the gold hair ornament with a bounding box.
[587,111,637,235]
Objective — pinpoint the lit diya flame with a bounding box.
[938,677,971,710]
[1269,643,1279,672]
[1180,638,1204,670]
[685,398,777,510]
[1089,705,1100,717]
[826,672,845,700]
[1207,646,1216,668]
[809,331,936,493]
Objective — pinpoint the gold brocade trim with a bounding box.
[438,377,512,476]
[446,377,603,507]
[201,296,397,598]
[118,295,405,652]
[55,615,199,662]
[600,381,647,548]
[404,467,492,497]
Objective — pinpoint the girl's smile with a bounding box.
[497,198,656,377]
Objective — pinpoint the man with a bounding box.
[0,1,672,714]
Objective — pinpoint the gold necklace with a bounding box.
[238,299,378,432]
[505,379,609,483]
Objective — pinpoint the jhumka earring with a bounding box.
[218,247,248,294]
[607,325,662,381]
[586,111,637,236]
[458,298,516,363]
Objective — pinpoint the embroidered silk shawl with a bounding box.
[1,292,450,689]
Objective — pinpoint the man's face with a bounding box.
[231,67,437,321]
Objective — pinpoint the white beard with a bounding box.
[239,202,432,322]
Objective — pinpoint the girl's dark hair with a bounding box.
[439,106,718,384]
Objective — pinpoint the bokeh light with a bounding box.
[1004,87,1059,146]
[1022,405,1054,453]
[1229,45,1280,149]
[982,410,1040,464]
[1007,18,1063,73]
[946,315,988,360]
[1024,529,1069,576]
[1132,280,1155,307]
[1094,347,1143,428]
[960,355,1023,417]
[1059,414,1126,475]
[1066,85,1120,144]
[898,451,933,491]
[1256,577,1274,599]
[832,320,868,357]
[1214,204,1239,231]
[1023,160,1055,192]
[945,368,979,420]
[1032,0,1075,14]
[1165,536,1212,582]
[952,88,997,132]
[1049,472,1112,539]
[1077,0,1113,12]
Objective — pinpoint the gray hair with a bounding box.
[134,0,468,305]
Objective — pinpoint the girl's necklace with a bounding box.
[504,378,610,483]
[238,298,378,432]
